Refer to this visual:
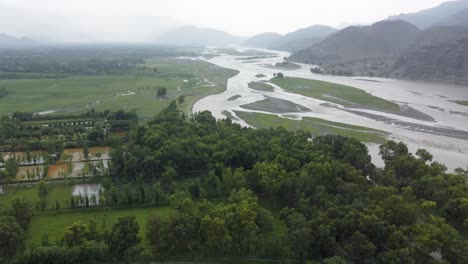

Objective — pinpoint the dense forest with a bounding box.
[1,102,467,263]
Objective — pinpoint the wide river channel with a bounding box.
[193,48,468,171]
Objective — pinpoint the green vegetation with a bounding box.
[268,62,301,70]
[0,184,72,211]
[0,46,237,119]
[27,206,172,247]
[0,87,7,98]
[1,103,467,263]
[0,60,237,119]
[236,111,387,143]
[271,76,400,111]
[456,100,468,107]
[248,81,275,92]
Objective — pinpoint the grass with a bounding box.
[268,62,301,70]
[248,82,275,92]
[236,111,387,144]
[455,100,468,107]
[271,77,400,111]
[0,59,238,119]
[26,206,172,247]
[0,184,73,211]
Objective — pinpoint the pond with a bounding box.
[72,183,102,205]
[15,160,109,181]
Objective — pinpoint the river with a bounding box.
[193,48,468,171]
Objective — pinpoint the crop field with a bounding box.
[0,59,238,119]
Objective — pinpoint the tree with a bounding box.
[161,166,176,191]
[157,87,167,97]
[276,72,284,78]
[106,216,141,256]
[177,95,185,104]
[83,144,90,161]
[4,157,18,180]
[62,222,88,247]
[37,180,49,210]
[146,216,168,255]
[0,216,24,258]
[281,209,311,263]
[9,199,33,230]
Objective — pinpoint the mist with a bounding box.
[0,0,450,43]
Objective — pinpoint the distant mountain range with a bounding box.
[286,1,468,84]
[244,25,336,52]
[290,20,419,65]
[0,33,35,47]
[156,26,246,46]
[386,0,468,29]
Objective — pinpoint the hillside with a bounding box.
[243,32,283,48]
[386,0,468,29]
[289,20,420,65]
[270,25,336,51]
[0,33,35,47]
[243,25,336,52]
[156,26,245,46]
[436,7,468,27]
[392,26,468,83]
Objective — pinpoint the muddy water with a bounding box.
[193,48,468,171]
[15,160,109,181]
[61,146,111,162]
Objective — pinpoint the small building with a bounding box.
[0,185,3,195]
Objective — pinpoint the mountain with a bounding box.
[156,26,245,46]
[270,25,336,51]
[436,7,468,27]
[392,26,468,83]
[243,25,336,52]
[243,33,283,48]
[290,20,420,65]
[386,0,468,29]
[0,33,35,47]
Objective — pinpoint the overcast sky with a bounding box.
[0,0,450,41]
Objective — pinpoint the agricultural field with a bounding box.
[271,76,400,111]
[0,59,238,120]
[235,111,387,143]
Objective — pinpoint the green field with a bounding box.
[456,100,468,107]
[26,206,172,247]
[0,59,238,119]
[271,77,400,111]
[248,82,275,92]
[268,62,301,70]
[236,111,387,143]
[0,184,73,211]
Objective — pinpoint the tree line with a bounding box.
[0,102,467,263]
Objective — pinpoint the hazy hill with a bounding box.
[436,7,468,27]
[243,25,336,52]
[0,33,35,47]
[243,32,283,48]
[386,0,468,29]
[392,26,468,83]
[290,20,420,65]
[271,25,336,51]
[156,26,245,46]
